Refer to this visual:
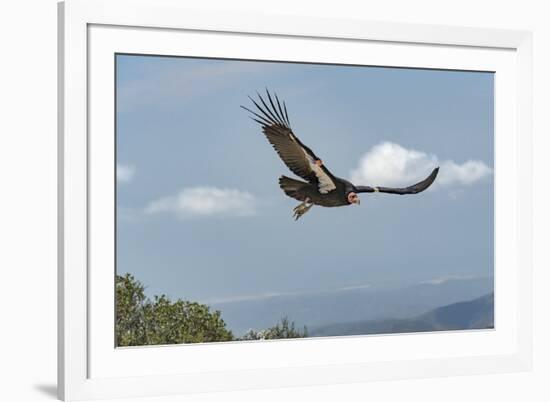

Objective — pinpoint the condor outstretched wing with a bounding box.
[242,90,337,194]
[355,167,439,195]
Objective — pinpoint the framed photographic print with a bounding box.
[58,0,533,400]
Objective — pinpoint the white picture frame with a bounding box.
[58,0,533,400]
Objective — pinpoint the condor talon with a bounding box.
[293,202,313,220]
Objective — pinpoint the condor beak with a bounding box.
[356,198,361,205]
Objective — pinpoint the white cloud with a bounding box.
[419,274,478,285]
[437,159,493,186]
[116,164,135,182]
[145,186,257,219]
[336,284,371,291]
[350,142,492,189]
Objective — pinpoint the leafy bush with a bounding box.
[116,274,233,346]
[239,317,308,341]
[116,273,308,346]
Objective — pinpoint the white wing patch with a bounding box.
[289,131,336,194]
[303,151,337,194]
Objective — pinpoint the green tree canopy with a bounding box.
[116,273,233,346]
[116,273,308,346]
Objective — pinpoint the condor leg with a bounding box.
[293,198,313,220]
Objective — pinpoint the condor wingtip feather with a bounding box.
[243,90,292,129]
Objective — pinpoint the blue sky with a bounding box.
[116,54,494,305]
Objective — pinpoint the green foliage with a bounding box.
[116,274,233,346]
[239,316,308,341]
[143,296,233,345]
[116,273,149,346]
[116,273,308,346]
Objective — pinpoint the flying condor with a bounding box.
[241,90,439,220]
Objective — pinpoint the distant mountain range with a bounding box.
[309,292,494,337]
[209,276,494,336]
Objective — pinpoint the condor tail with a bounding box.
[278,176,310,202]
